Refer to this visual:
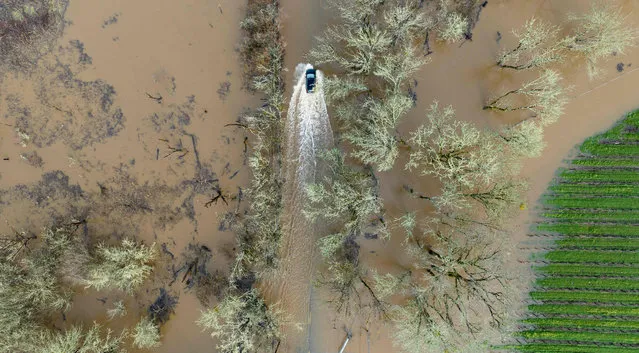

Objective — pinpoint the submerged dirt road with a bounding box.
[263,64,332,353]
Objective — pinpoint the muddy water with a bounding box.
[0,0,253,352]
[2,0,639,352]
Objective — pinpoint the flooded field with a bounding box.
[1,0,251,351]
[2,0,639,352]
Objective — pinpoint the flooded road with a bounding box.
[264,63,332,353]
[2,0,639,352]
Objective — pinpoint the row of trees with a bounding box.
[196,1,288,352]
[482,2,635,181]
[0,227,159,352]
[483,3,635,154]
[497,3,635,77]
[309,0,483,172]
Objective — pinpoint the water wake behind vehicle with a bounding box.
[264,63,333,353]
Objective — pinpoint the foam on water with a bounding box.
[273,63,333,353]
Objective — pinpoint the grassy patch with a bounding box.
[541,210,639,222]
[573,158,639,167]
[544,250,639,264]
[549,184,639,196]
[536,263,639,277]
[537,277,639,291]
[543,197,639,209]
[516,111,639,351]
[530,290,639,303]
[536,224,639,237]
[559,169,639,182]
[528,304,639,317]
[512,344,639,353]
[519,330,639,345]
[524,317,639,331]
[555,237,639,250]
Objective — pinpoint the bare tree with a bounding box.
[197,288,282,353]
[0,228,135,353]
[304,149,383,231]
[426,179,526,222]
[436,11,468,43]
[405,101,528,223]
[376,222,517,353]
[407,101,508,189]
[343,94,414,171]
[483,69,567,126]
[566,3,636,78]
[84,239,157,293]
[304,148,389,322]
[316,237,389,323]
[132,316,161,349]
[499,119,546,158]
[322,76,368,105]
[309,0,430,171]
[39,323,127,353]
[498,18,567,70]
[106,300,127,320]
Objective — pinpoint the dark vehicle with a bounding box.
[305,68,316,93]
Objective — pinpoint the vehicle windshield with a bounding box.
[307,74,315,79]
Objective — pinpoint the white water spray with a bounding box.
[285,63,334,194]
[272,63,333,353]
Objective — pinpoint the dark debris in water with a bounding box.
[0,170,88,230]
[6,42,126,150]
[172,243,226,305]
[217,81,231,101]
[102,12,120,28]
[19,150,44,168]
[148,96,197,132]
[148,288,178,325]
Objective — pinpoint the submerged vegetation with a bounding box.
[0,227,155,353]
[0,0,69,73]
[510,111,639,352]
[497,3,636,77]
[197,0,286,352]
[306,0,525,351]
[232,0,285,279]
[197,289,282,353]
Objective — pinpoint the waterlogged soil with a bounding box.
[2,0,639,352]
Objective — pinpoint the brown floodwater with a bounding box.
[2,0,639,352]
[1,0,253,352]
